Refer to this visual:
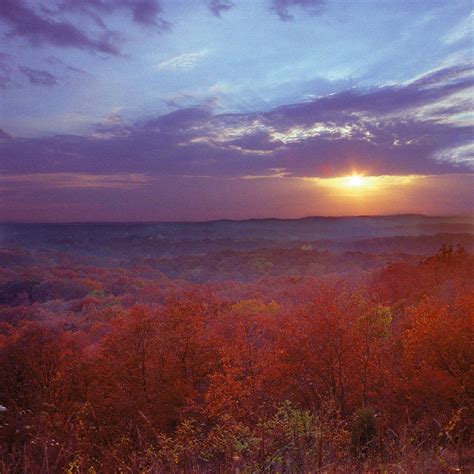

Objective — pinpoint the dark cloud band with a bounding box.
[0,64,472,180]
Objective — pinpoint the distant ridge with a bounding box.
[1,214,472,226]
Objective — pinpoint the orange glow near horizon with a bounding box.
[310,174,417,193]
[305,174,421,214]
[1,172,472,221]
[341,172,368,188]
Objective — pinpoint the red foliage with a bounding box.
[0,245,472,471]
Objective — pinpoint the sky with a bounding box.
[0,0,473,221]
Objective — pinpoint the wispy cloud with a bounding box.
[271,0,326,21]
[44,56,88,75]
[0,53,13,89]
[19,66,58,86]
[0,0,120,55]
[0,173,153,190]
[208,0,234,17]
[155,50,209,71]
[58,0,170,29]
[435,143,474,167]
[0,129,12,141]
[443,11,473,45]
[1,64,472,182]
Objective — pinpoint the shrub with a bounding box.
[351,407,377,456]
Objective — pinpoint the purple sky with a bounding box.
[0,0,473,221]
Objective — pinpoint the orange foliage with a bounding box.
[0,246,472,471]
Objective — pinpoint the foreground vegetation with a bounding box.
[0,243,472,472]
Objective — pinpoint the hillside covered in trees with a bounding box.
[0,217,472,472]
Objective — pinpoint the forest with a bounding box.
[0,217,472,473]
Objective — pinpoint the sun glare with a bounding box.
[347,174,364,187]
[309,174,418,197]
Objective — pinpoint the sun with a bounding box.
[346,174,365,187]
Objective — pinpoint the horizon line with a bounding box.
[1,213,473,226]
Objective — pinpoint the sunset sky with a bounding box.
[0,0,473,221]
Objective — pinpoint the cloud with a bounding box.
[19,66,58,86]
[155,50,209,71]
[128,0,164,26]
[0,53,13,89]
[0,64,472,182]
[443,11,473,45]
[0,0,120,55]
[0,129,12,141]
[0,172,152,190]
[435,143,474,167]
[44,56,88,75]
[58,0,170,30]
[208,0,234,17]
[270,0,326,21]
